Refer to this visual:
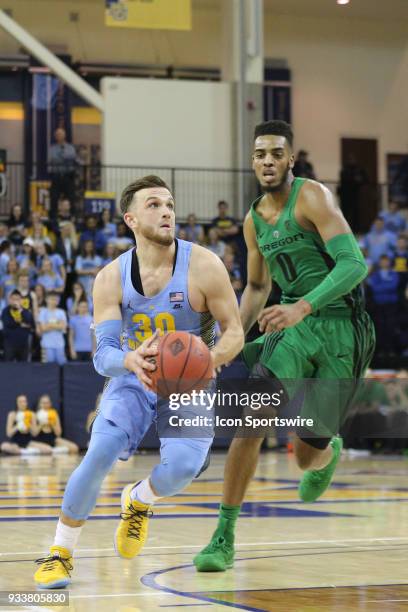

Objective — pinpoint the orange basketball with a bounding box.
[147,331,213,397]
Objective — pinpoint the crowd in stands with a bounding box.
[361,202,408,357]
[0,189,407,363]
[0,198,245,364]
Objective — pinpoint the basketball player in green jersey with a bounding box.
[194,120,375,572]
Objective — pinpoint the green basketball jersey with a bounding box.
[251,177,365,317]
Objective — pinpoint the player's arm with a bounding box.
[92,260,158,387]
[193,247,244,369]
[300,183,367,311]
[259,182,367,332]
[240,213,272,335]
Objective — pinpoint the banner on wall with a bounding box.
[105,0,192,30]
[84,190,116,216]
[30,180,51,215]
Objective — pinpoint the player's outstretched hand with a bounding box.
[124,330,160,390]
[258,300,312,332]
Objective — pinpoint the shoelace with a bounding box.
[120,504,153,540]
[202,536,229,554]
[35,554,73,576]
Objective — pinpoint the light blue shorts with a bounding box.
[98,372,215,460]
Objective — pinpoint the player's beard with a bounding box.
[140,224,174,246]
[262,163,291,194]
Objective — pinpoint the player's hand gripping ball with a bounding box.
[146,331,213,397]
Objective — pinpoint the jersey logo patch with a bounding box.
[273,230,280,238]
[170,292,184,302]
[172,303,183,309]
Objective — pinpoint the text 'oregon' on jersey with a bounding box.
[251,177,365,317]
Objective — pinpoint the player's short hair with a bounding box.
[120,175,171,214]
[46,290,59,298]
[10,289,22,298]
[254,120,294,148]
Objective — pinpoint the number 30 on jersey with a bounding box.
[128,312,175,349]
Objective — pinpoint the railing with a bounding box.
[0,162,392,224]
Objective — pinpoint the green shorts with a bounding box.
[242,311,376,438]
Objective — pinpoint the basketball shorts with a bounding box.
[98,372,215,460]
[242,311,376,443]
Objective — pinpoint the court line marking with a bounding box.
[367,599,408,603]
[1,536,408,557]
[142,555,408,612]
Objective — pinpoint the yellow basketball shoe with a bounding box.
[114,482,153,560]
[34,546,73,589]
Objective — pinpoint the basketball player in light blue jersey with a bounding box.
[34,175,244,589]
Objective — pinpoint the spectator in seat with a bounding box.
[68,300,94,361]
[184,213,205,244]
[66,281,92,316]
[37,290,67,364]
[0,223,10,246]
[1,394,52,455]
[56,221,78,292]
[7,203,27,246]
[75,240,102,296]
[393,236,408,305]
[100,208,117,241]
[16,271,38,320]
[1,258,19,299]
[35,241,66,282]
[102,242,118,267]
[34,283,47,311]
[211,200,239,245]
[48,127,78,219]
[35,394,78,454]
[0,239,12,278]
[367,255,400,355]
[222,250,242,283]
[80,215,107,255]
[293,150,316,179]
[52,198,75,231]
[177,227,188,241]
[114,221,134,252]
[36,258,65,295]
[379,202,407,235]
[393,236,408,274]
[16,238,37,285]
[1,290,34,361]
[363,218,397,264]
[25,212,56,249]
[206,227,226,259]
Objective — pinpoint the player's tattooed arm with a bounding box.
[241,213,272,335]
[192,247,244,370]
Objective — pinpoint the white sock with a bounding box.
[21,447,40,455]
[54,519,82,555]
[52,447,69,455]
[131,478,161,505]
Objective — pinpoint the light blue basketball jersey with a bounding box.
[98,239,215,459]
[119,239,216,351]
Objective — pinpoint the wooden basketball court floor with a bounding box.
[0,450,408,611]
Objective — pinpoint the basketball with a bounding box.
[147,331,213,397]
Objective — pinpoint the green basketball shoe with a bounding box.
[193,536,235,572]
[298,436,343,503]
